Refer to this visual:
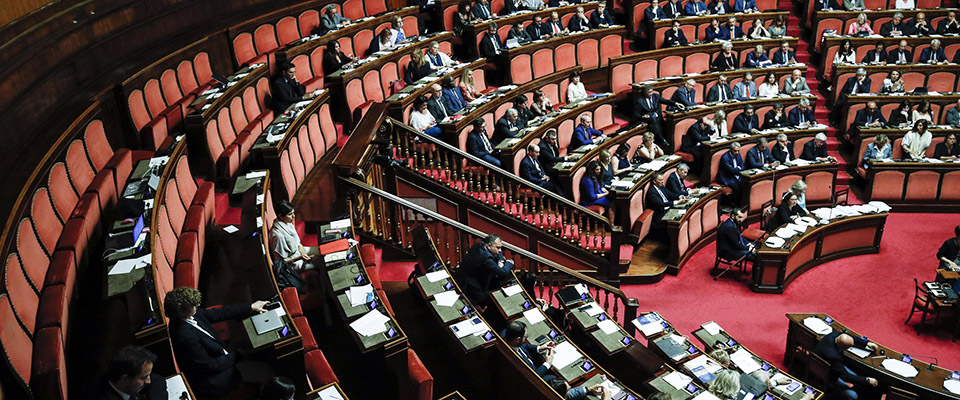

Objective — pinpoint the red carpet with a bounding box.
[621,213,960,370]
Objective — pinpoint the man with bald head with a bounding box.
[813,331,879,400]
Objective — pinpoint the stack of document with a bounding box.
[579,302,604,317]
[434,291,459,307]
[730,348,762,373]
[324,250,349,264]
[108,253,152,275]
[550,341,581,369]
[639,160,669,171]
[523,308,546,324]
[664,371,694,390]
[943,379,960,395]
[866,201,890,212]
[347,284,374,307]
[632,313,665,336]
[701,321,723,335]
[316,385,345,400]
[349,309,390,337]
[502,284,523,297]
[775,226,799,239]
[450,318,488,338]
[597,319,619,334]
[802,317,833,335]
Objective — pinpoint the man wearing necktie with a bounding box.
[773,41,795,65]
[548,11,566,36]
[503,321,557,380]
[520,144,564,195]
[718,142,745,205]
[671,79,699,111]
[166,287,270,398]
[646,172,684,237]
[686,0,709,16]
[733,71,756,100]
[633,85,683,147]
[472,0,492,19]
[840,68,872,98]
[734,0,757,13]
[733,104,760,134]
[466,118,502,166]
[665,0,682,18]
[95,346,168,400]
[427,84,449,121]
[853,101,887,130]
[788,98,816,127]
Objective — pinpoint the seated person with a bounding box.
[479,22,505,58]
[843,0,865,10]
[94,346,167,400]
[747,17,769,39]
[367,29,395,56]
[663,0,684,18]
[513,95,534,129]
[647,172,685,230]
[772,41,796,65]
[316,5,350,35]
[707,74,735,102]
[570,114,605,149]
[886,40,912,64]
[847,13,874,36]
[717,142,745,203]
[321,40,355,75]
[719,16,745,40]
[460,234,514,304]
[839,68,871,98]
[788,98,816,127]
[580,161,615,221]
[539,130,567,170]
[567,71,588,103]
[833,39,857,64]
[733,0,758,13]
[946,99,960,127]
[599,150,616,186]
[544,11,568,36]
[767,192,807,231]
[459,69,482,101]
[800,132,833,161]
[643,0,668,35]
[813,332,879,400]
[520,144,564,195]
[717,209,756,263]
[863,134,892,166]
[531,90,554,116]
[710,348,732,368]
[407,50,434,84]
[938,225,960,269]
[270,62,316,114]
[705,18,724,41]
[611,143,633,175]
[494,108,522,143]
[271,200,319,271]
[473,0,493,19]
[711,41,739,71]
[853,101,886,130]
[165,287,270,398]
[908,12,932,36]
[409,96,442,138]
[733,72,756,100]
[919,39,947,64]
[426,41,455,68]
[591,2,615,28]
[635,132,665,163]
[887,100,912,127]
[709,0,732,14]
[880,13,907,37]
[901,120,932,159]
[441,76,468,114]
[934,133,959,160]
[939,11,960,34]
[568,6,593,32]
[879,70,905,94]
[668,163,692,197]
[549,379,613,400]
[686,0,710,16]
[507,23,532,45]
[732,104,760,134]
[663,19,689,48]
[681,115,713,171]
[745,137,778,169]
[743,44,770,68]
[757,71,780,98]
[503,321,555,378]
[466,118,501,166]
[771,133,795,163]
[427,84,449,120]
[671,79,699,110]
[862,41,887,64]
[763,102,789,129]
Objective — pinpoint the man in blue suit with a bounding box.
[719,16,745,40]
[466,118,501,166]
[503,321,556,380]
[717,142,745,203]
[646,172,681,235]
[788,98,816,127]
[743,44,770,68]
[716,208,756,262]
[708,0,732,14]
[919,39,948,64]
[852,101,886,130]
[772,41,796,65]
[667,163,692,198]
[644,0,668,23]
[686,0,710,16]
[732,104,760,134]
[441,77,467,114]
[520,144,564,195]
[571,114,605,149]
[745,137,778,169]
[494,109,521,143]
[670,79,698,110]
[733,0,758,13]
[590,2,615,28]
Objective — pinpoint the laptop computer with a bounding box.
[251,309,285,335]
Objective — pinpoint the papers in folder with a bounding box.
[944,379,960,395]
[550,341,581,370]
[846,346,872,358]
[523,308,546,325]
[638,160,669,171]
[317,385,345,400]
[693,390,722,400]
[166,374,190,400]
[108,254,151,275]
[881,359,919,378]
[802,317,833,335]
[730,348,762,374]
[702,321,723,336]
[775,227,799,239]
[764,236,785,248]
[347,284,374,307]
[349,309,390,337]
[580,302,603,317]
[450,318,488,338]
[597,319,619,334]
[425,270,449,282]
[328,218,350,230]
[633,313,665,336]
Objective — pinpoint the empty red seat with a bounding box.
[31,326,67,400]
[174,261,199,289]
[277,16,301,46]
[0,295,32,389]
[5,253,39,333]
[403,349,434,400]
[18,219,50,290]
[298,10,320,36]
[280,287,303,318]
[47,164,78,222]
[31,189,63,256]
[293,316,318,351]
[305,349,339,388]
[254,24,280,55]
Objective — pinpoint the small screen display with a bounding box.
[444,282,453,290]
[548,329,558,339]
[687,345,698,354]
[824,316,833,323]
[761,363,770,371]
[581,361,594,372]
[598,314,606,321]
[483,331,494,341]
[951,371,960,380]
[902,355,912,363]
[786,382,801,392]
[727,339,737,347]
[355,274,363,284]
[686,384,698,393]
[461,305,470,314]
[804,387,815,394]
[621,337,631,345]
[280,326,290,337]
[522,300,531,309]
[369,300,378,310]
[386,327,396,338]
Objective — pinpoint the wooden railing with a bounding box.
[340,177,639,333]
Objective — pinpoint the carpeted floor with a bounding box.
[620,212,960,370]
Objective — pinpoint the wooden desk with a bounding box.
[611,156,683,240]
[307,381,350,399]
[274,7,420,64]
[697,126,827,183]
[863,159,960,210]
[627,65,798,98]
[753,212,887,293]
[819,36,960,80]
[830,64,960,105]
[809,9,957,48]
[739,161,839,219]
[648,11,790,49]
[664,187,724,273]
[384,58,486,121]
[165,373,197,400]
[646,368,706,400]
[555,124,647,190]
[462,3,599,59]
[785,313,960,400]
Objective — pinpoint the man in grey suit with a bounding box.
[782,69,810,96]
[316,5,350,35]
[733,72,756,101]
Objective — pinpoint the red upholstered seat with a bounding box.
[403,349,434,400]
[599,35,621,67]
[293,316,318,351]
[233,32,260,66]
[280,287,303,318]
[634,59,658,82]
[870,170,906,201]
[277,16,300,46]
[610,64,633,96]
[927,72,956,94]
[577,39,600,71]
[904,171,940,201]
[31,326,67,400]
[305,349,339,387]
[31,189,63,256]
[805,171,835,204]
[5,254,39,333]
[174,261,199,289]
[36,283,71,341]
[941,171,960,201]
[18,219,51,289]
[532,49,555,79]
[254,24,280,55]
[660,56,683,77]
[0,294,33,389]
[299,10,320,37]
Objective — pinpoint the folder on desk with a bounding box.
[319,239,350,255]
[656,337,689,361]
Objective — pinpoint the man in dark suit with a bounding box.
[427,84,450,121]
[772,41,796,65]
[717,142,744,203]
[667,163,692,198]
[879,13,906,37]
[719,16,744,40]
[646,172,681,235]
[861,41,887,64]
[745,137,778,169]
[763,102,789,129]
[165,287,269,398]
[716,208,756,261]
[853,101,886,130]
[466,118,501,166]
[663,20,689,48]
[907,12,932,36]
[711,43,740,71]
[733,0,758,12]
[771,133,794,163]
[733,104,760,134]
[813,0,839,10]
[633,85,683,147]
[813,332,879,400]
[316,4,350,35]
[708,0,731,14]
[473,0,493,19]
[886,40,911,64]
[459,234,514,305]
[938,11,960,34]
[568,6,592,32]
[590,2,615,28]
[919,39,947,63]
[671,79,698,110]
[788,98,816,127]
[93,346,167,400]
[644,0,668,25]
[801,133,834,161]
[839,68,872,98]
[520,144,563,195]
[663,0,684,19]
[503,0,523,14]
[570,114,605,149]
[479,23,504,58]
[539,130,566,171]
[494,108,521,143]
[706,74,735,102]
[503,321,556,379]
[270,62,315,114]
[526,15,549,40]
[681,115,713,171]
[545,11,567,36]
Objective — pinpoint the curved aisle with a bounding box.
[622,213,960,371]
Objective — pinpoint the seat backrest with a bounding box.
[47,163,78,221]
[634,59,658,82]
[299,10,320,36]
[31,188,63,252]
[660,55,683,77]
[254,24,280,54]
[65,140,96,194]
[143,79,167,116]
[127,90,151,131]
[234,32,258,66]
[82,120,113,172]
[510,55,533,84]
[556,43,577,71]
[532,49,555,79]
[277,16,301,46]
[366,0,387,15]
[599,35,621,67]
[577,38,600,71]
[160,69,183,106]
[0,295,33,389]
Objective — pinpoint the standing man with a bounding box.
[646,172,683,236]
[459,234,515,305]
[634,84,683,147]
[813,332,879,400]
[93,346,168,400]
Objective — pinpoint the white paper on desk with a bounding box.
[256,216,263,228]
[881,359,919,378]
[550,341,581,370]
[664,371,694,390]
[785,223,806,232]
[245,170,268,179]
[775,227,798,239]
[685,354,722,375]
[693,390,722,400]
[434,290,459,307]
[350,309,390,337]
[731,348,762,374]
[633,317,665,336]
[600,380,623,398]
[424,269,449,282]
[317,385,345,400]
[702,321,723,336]
[324,250,348,263]
[502,284,523,297]
[582,302,603,316]
[166,374,190,400]
[575,283,588,295]
[450,318,487,338]
[348,284,374,306]
[256,194,264,205]
[523,308,546,325]
[597,319,619,335]
[847,346,871,358]
[329,218,351,229]
[109,254,150,275]
[223,225,240,233]
[802,317,833,335]
[944,380,960,395]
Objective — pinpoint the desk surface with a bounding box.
[307,381,350,400]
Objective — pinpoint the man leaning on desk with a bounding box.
[503,320,557,379]
[813,332,879,400]
[458,234,515,305]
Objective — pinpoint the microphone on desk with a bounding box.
[909,354,940,371]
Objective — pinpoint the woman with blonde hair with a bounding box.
[407,48,432,83]
[635,132,665,163]
[459,68,481,101]
[709,369,742,400]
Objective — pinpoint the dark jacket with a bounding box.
[814,331,871,386]
[745,145,775,169]
[459,241,512,304]
[732,113,760,133]
[479,32,504,58]
[717,218,750,260]
[170,304,253,397]
[270,76,306,113]
[800,140,828,160]
[771,144,795,163]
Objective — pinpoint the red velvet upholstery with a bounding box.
[403,349,434,400]
[305,349,339,387]
[31,326,67,400]
[293,316,318,351]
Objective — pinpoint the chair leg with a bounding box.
[905,305,917,324]
[918,310,927,335]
